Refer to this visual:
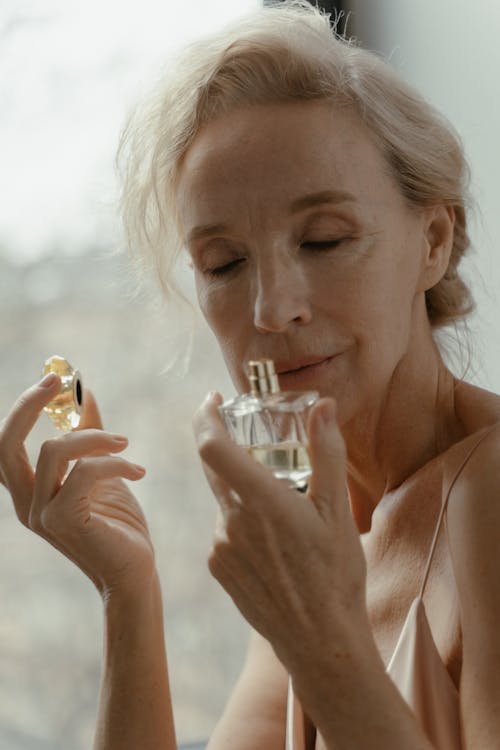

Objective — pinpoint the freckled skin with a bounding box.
[177,102,429,422]
[183,101,500,750]
[177,101,452,510]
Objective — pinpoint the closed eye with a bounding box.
[207,257,246,276]
[301,240,343,250]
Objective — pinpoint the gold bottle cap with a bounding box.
[248,359,280,396]
[42,355,83,431]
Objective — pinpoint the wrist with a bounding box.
[286,609,383,707]
[101,568,163,614]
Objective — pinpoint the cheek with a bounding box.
[195,277,250,387]
[196,276,230,331]
[196,267,257,334]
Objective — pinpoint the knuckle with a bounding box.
[224,509,242,542]
[0,419,11,458]
[207,549,219,578]
[39,505,58,532]
[207,541,228,579]
[39,437,62,461]
[14,505,31,528]
[211,532,230,558]
[12,391,31,414]
[28,508,43,533]
[10,389,41,423]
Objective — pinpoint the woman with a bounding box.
[1,2,499,748]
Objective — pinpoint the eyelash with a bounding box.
[205,239,345,276]
[207,258,245,277]
[301,240,343,251]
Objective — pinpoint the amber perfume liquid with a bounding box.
[249,441,311,490]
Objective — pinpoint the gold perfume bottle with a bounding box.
[42,355,83,431]
[219,359,318,491]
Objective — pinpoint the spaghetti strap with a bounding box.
[285,676,316,750]
[418,423,500,600]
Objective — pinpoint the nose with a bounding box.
[253,258,313,333]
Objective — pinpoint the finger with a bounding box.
[207,534,284,642]
[214,506,226,539]
[307,398,348,519]
[0,373,61,449]
[33,455,145,534]
[201,457,242,515]
[31,430,130,517]
[0,374,62,514]
[76,388,104,431]
[193,392,279,507]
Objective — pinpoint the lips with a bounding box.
[275,355,334,375]
[267,353,342,391]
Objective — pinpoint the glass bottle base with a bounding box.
[248,441,311,491]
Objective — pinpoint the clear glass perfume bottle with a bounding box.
[219,359,318,491]
[42,355,83,431]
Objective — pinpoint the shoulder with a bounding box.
[444,379,500,550]
[445,420,500,625]
[443,396,500,741]
[445,420,500,564]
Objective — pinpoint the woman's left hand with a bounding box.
[193,393,370,674]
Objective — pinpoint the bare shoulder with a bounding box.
[444,381,500,578]
[446,414,500,557]
[444,382,500,746]
[207,630,288,750]
[443,378,500,504]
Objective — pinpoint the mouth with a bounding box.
[270,354,341,390]
[275,355,335,376]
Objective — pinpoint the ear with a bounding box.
[418,204,455,292]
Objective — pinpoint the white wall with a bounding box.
[348,0,500,389]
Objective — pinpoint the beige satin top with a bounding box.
[286,426,497,750]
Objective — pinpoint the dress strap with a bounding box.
[285,676,317,750]
[418,423,500,600]
[286,677,295,750]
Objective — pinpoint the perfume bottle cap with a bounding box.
[42,355,83,431]
[248,359,280,396]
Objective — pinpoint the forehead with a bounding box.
[176,100,396,228]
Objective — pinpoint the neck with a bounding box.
[342,332,463,534]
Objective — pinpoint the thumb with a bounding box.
[307,398,348,518]
[76,388,104,431]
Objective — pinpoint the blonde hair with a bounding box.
[117,0,474,329]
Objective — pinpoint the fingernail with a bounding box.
[133,464,146,474]
[39,373,59,388]
[206,390,222,405]
[111,435,128,444]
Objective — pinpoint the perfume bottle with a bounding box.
[42,355,83,431]
[219,359,318,491]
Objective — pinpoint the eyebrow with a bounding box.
[187,223,228,243]
[186,190,356,244]
[289,190,356,213]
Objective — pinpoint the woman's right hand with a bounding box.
[0,372,155,599]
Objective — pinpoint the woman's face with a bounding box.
[177,100,434,424]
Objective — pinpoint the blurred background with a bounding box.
[0,1,499,747]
